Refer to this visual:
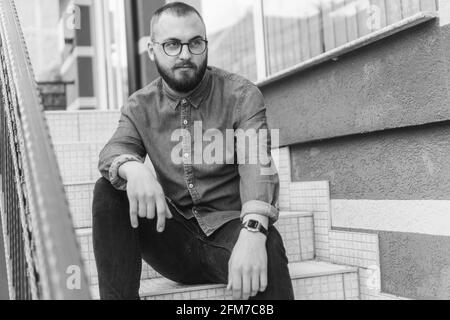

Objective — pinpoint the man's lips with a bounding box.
[174,65,195,70]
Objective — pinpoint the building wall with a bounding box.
[260,18,450,299]
[59,0,96,110]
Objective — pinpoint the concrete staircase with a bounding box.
[45,110,361,300]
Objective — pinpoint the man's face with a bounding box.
[149,13,208,93]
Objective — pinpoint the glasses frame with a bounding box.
[152,38,209,57]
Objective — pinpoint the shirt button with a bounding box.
[181,99,187,105]
[188,184,194,189]
[183,120,188,125]
[193,209,199,215]
[184,153,189,159]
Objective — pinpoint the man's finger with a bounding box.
[242,272,251,300]
[156,198,167,232]
[251,272,260,297]
[232,272,242,300]
[138,197,147,218]
[227,262,232,291]
[259,269,268,292]
[129,198,139,229]
[146,201,156,220]
[165,203,173,219]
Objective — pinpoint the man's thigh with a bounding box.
[137,204,208,285]
[200,219,294,300]
[198,219,242,284]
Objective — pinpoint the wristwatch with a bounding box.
[242,219,268,237]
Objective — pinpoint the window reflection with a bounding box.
[196,0,259,82]
[16,0,61,82]
[262,0,437,76]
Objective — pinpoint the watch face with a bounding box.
[247,220,259,229]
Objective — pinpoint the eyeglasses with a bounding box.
[152,38,208,57]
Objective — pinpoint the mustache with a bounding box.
[173,62,197,69]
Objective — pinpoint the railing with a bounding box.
[0,0,90,300]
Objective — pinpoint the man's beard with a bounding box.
[155,57,208,93]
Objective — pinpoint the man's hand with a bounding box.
[119,161,173,231]
[227,229,268,300]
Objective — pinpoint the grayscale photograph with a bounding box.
[0,0,449,306]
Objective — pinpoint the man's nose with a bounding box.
[179,44,192,60]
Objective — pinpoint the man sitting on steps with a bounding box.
[93,1,294,300]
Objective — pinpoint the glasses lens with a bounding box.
[163,41,181,56]
[189,39,206,55]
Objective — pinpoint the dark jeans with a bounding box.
[92,177,294,300]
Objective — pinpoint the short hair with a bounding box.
[150,2,205,41]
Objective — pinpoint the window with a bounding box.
[199,0,261,82]
[93,0,129,110]
[194,0,438,81]
[263,0,439,75]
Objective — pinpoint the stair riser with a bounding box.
[77,230,160,286]
[109,272,360,300]
[54,143,105,184]
[66,184,95,229]
[45,111,120,143]
[77,215,315,286]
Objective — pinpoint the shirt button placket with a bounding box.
[181,100,198,203]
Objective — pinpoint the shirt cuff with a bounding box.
[241,200,279,225]
[109,154,143,191]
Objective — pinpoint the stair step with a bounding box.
[45,111,120,143]
[90,261,359,300]
[77,213,315,286]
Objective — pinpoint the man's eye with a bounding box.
[190,39,202,48]
[165,41,180,49]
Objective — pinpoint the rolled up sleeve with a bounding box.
[236,83,280,224]
[98,100,146,190]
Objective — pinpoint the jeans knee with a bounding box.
[94,177,124,200]
[92,177,128,216]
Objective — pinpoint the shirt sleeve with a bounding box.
[235,83,280,225]
[98,99,146,190]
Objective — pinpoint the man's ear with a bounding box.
[148,43,155,62]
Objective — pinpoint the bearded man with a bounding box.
[93,1,294,300]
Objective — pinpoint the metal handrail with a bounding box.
[0,0,90,299]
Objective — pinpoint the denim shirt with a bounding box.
[98,66,280,236]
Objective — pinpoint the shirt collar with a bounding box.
[162,67,212,110]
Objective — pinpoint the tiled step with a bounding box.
[55,143,156,185]
[90,261,359,300]
[76,228,161,286]
[77,212,315,286]
[54,142,105,184]
[45,111,120,143]
[65,182,96,229]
